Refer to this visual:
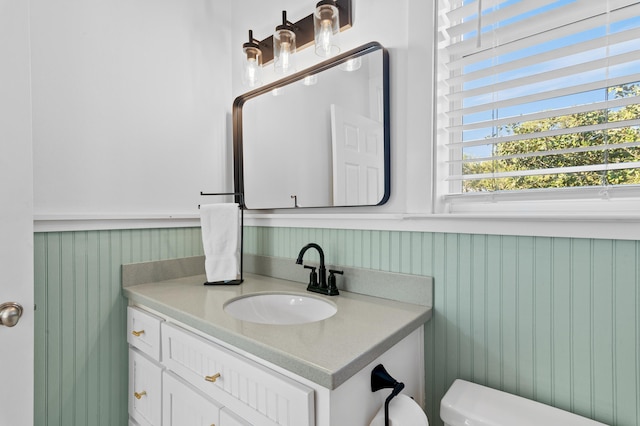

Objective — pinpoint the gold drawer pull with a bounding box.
[134,391,147,400]
[204,373,221,383]
[131,329,145,337]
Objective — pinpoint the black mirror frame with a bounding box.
[232,41,390,210]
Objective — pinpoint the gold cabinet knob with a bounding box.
[134,390,147,400]
[204,373,221,383]
[131,329,145,337]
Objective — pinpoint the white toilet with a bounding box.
[441,379,608,426]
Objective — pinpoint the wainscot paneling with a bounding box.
[33,228,204,426]
[244,227,639,426]
[34,226,639,426]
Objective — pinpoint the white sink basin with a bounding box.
[223,292,337,325]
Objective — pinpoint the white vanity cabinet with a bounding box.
[127,304,425,425]
[127,306,315,426]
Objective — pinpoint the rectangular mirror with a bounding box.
[233,42,389,209]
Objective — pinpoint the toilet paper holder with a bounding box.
[371,364,405,426]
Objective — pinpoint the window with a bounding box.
[436,0,640,213]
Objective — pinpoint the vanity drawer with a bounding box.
[163,370,221,426]
[129,349,162,426]
[161,322,314,426]
[128,306,163,361]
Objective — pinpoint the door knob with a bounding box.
[0,302,23,327]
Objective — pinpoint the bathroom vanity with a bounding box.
[122,255,432,426]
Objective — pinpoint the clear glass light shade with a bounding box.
[274,29,296,74]
[242,46,263,88]
[314,3,339,57]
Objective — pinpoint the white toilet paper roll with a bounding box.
[369,394,429,426]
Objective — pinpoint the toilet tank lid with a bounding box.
[440,380,607,426]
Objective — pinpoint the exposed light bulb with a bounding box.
[274,31,296,74]
[242,30,263,88]
[244,57,260,88]
[318,20,333,56]
[274,11,297,75]
[280,42,292,72]
[314,1,339,57]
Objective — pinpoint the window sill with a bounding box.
[244,212,640,241]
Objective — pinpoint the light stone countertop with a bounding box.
[123,271,431,389]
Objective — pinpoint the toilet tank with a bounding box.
[441,380,607,426]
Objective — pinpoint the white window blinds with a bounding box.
[436,0,640,206]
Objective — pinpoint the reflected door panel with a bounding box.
[331,104,384,205]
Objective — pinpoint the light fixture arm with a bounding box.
[248,30,259,45]
[279,10,296,30]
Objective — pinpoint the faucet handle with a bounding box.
[304,265,318,288]
[327,269,343,296]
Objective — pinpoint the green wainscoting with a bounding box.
[244,227,639,426]
[34,226,639,426]
[33,228,204,426]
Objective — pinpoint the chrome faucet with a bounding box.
[296,243,342,296]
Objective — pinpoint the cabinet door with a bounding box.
[220,408,252,426]
[163,371,221,426]
[129,349,162,426]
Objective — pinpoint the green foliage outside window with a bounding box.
[463,84,640,192]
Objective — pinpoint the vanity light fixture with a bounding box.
[242,30,263,88]
[240,0,352,87]
[314,0,340,57]
[274,11,297,74]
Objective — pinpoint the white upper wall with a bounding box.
[31,0,436,228]
[32,0,232,218]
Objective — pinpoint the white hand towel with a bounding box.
[200,203,240,282]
